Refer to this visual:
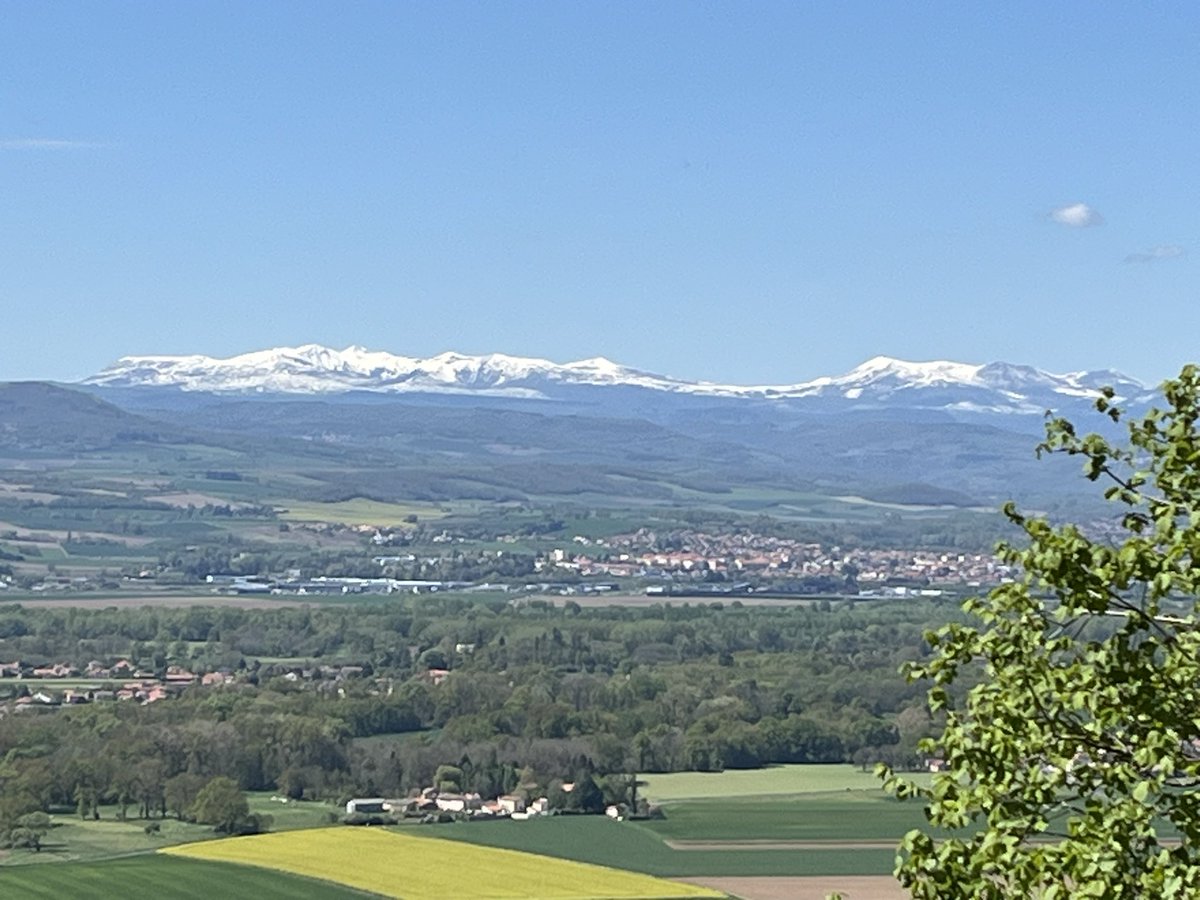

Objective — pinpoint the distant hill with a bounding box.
[0,382,183,450]
[78,387,1088,507]
[3,342,1152,510]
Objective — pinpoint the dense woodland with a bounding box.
[0,596,961,837]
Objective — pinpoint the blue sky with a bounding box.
[2,2,1196,385]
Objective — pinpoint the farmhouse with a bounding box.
[497,794,525,814]
[32,663,76,678]
[434,792,483,813]
[345,798,388,815]
[165,666,198,684]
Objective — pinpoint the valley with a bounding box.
[0,349,1147,897]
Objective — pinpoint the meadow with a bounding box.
[164,827,724,899]
[0,794,339,866]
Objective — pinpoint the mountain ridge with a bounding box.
[82,345,1152,416]
[3,346,1141,506]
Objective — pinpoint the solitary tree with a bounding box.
[9,812,51,853]
[885,365,1200,898]
[189,776,250,834]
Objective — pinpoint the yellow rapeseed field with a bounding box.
[161,827,724,900]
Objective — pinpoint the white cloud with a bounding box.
[1049,202,1104,228]
[0,138,107,150]
[1124,244,1185,264]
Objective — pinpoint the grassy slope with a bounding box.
[0,855,377,900]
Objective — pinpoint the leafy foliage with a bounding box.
[886,365,1200,897]
[8,810,51,851]
[190,776,251,834]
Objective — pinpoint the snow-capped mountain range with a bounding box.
[84,345,703,398]
[82,344,1152,416]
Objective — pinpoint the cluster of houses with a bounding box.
[0,658,233,713]
[345,783,636,824]
[346,788,552,821]
[537,528,1017,589]
[277,663,366,683]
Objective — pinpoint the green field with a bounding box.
[642,793,934,843]
[247,795,342,831]
[0,855,376,899]
[432,815,899,877]
[274,498,446,526]
[427,767,941,877]
[639,764,923,801]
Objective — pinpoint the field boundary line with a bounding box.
[664,839,898,851]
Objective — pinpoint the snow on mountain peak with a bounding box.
[81,345,1148,413]
[839,356,985,386]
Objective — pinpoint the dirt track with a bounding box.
[665,840,897,851]
[682,875,905,900]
